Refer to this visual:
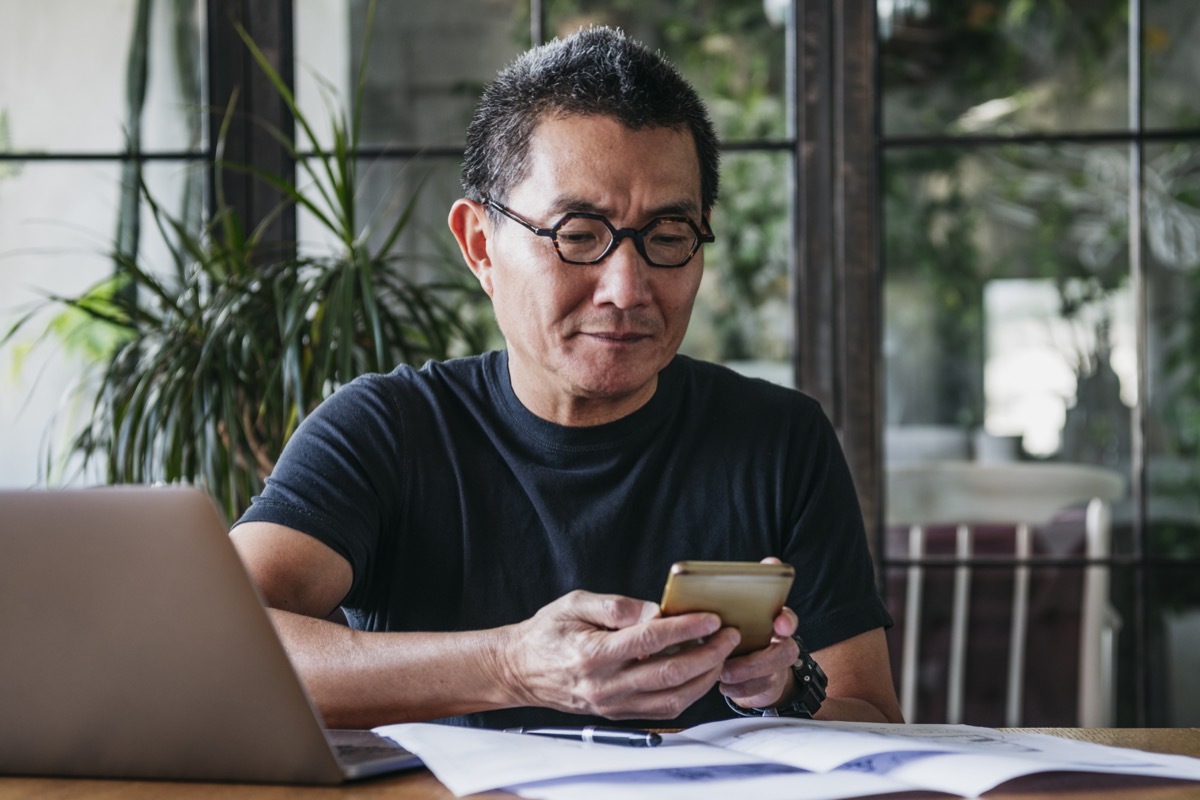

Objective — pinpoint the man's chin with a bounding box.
[568,369,661,404]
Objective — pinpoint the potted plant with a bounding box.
[3,7,491,522]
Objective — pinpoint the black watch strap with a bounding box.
[725,635,827,719]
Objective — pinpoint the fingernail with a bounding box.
[639,602,661,622]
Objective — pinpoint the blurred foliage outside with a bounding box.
[880,1,1200,563]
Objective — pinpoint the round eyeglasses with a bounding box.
[483,197,715,269]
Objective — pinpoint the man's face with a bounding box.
[476,114,706,425]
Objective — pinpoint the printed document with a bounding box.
[377,717,1200,798]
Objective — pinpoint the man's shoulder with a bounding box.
[672,355,823,415]
[303,353,501,436]
[341,352,498,401]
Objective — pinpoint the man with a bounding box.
[231,26,902,730]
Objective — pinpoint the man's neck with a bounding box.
[505,360,659,427]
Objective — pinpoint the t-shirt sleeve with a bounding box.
[234,374,405,604]
[784,401,893,651]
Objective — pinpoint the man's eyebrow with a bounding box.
[550,195,702,219]
[647,200,702,218]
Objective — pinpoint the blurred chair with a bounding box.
[886,462,1124,727]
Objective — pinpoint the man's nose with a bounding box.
[592,236,652,308]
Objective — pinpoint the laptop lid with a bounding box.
[0,485,420,784]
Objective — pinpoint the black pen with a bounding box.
[504,726,662,747]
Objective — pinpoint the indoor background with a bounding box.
[2,0,1198,728]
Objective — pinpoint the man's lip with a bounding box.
[582,331,652,341]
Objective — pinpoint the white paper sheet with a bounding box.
[681,718,1200,797]
[376,718,1200,799]
[375,724,764,797]
[507,764,905,800]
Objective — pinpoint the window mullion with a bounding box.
[206,0,296,260]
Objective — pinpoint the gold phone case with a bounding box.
[659,561,795,656]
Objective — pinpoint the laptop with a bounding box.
[0,485,423,784]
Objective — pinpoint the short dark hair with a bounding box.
[461,27,720,214]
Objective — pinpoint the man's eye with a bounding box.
[649,234,688,246]
[559,231,600,245]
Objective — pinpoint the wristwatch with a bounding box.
[725,634,827,718]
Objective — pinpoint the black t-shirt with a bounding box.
[238,350,891,728]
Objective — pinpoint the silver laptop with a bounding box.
[0,485,422,784]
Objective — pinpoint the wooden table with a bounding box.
[5,728,1200,799]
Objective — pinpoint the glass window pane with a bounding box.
[881,143,1141,725]
[883,143,1134,478]
[0,160,205,487]
[297,154,464,273]
[682,149,792,382]
[0,0,205,154]
[544,0,789,143]
[295,0,529,150]
[1146,2,1200,129]
[1150,565,1200,724]
[879,0,1130,137]
[1145,140,1200,557]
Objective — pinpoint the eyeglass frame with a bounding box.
[481,196,715,269]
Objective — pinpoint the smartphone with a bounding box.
[658,560,795,656]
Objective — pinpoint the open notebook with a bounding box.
[0,485,421,784]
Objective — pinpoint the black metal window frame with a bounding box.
[870,0,1200,726]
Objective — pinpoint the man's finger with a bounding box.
[601,611,724,661]
[721,676,787,710]
[557,590,661,631]
[604,670,726,720]
[720,636,794,682]
[592,628,739,710]
[610,626,740,691]
[773,606,799,638]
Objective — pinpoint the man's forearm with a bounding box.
[266,592,745,727]
[268,608,521,728]
[816,696,900,723]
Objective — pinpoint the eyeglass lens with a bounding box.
[555,216,699,267]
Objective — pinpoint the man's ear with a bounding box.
[448,198,495,297]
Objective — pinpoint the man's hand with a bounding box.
[718,605,800,709]
[498,590,741,720]
[719,555,800,710]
